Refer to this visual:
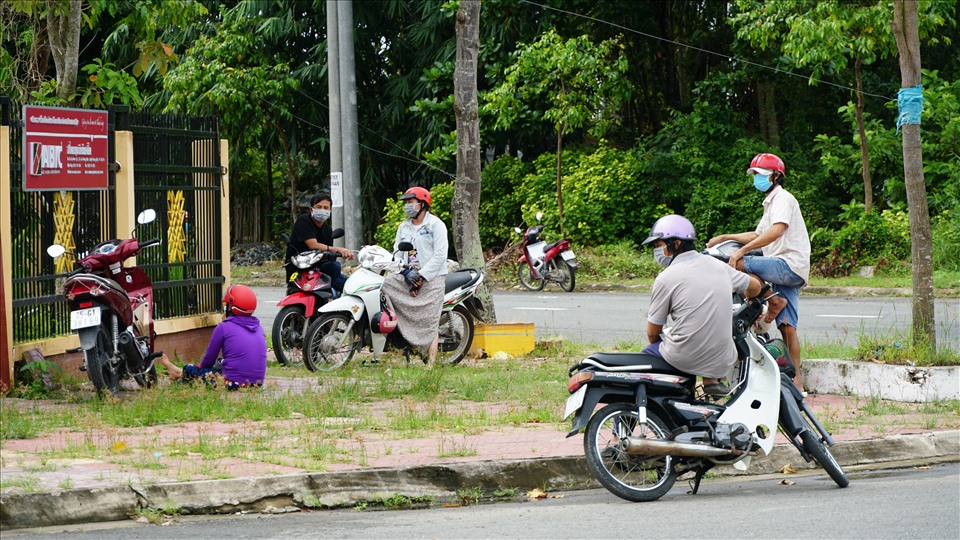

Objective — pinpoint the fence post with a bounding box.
[1,100,12,388]
[112,106,136,245]
[220,139,231,291]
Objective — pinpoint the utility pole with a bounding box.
[338,0,362,251]
[326,0,344,243]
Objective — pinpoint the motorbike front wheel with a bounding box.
[517,262,546,291]
[435,304,474,366]
[303,313,360,371]
[272,305,307,367]
[86,325,120,396]
[799,425,849,488]
[584,403,677,502]
[549,258,576,292]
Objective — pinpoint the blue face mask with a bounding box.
[753,173,773,193]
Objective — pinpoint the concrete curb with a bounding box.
[2,431,957,530]
[805,359,960,402]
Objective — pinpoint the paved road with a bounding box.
[252,287,960,349]
[10,463,958,539]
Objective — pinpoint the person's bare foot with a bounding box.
[764,295,787,323]
[793,375,806,395]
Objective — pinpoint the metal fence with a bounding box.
[4,104,223,344]
[125,111,224,319]
[6,106,117,343]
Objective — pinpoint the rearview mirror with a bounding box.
[397,241,414,252]
[137,209,157,225]
[514,227,523,234]
[332,228,345,240]
[535,211,543,221]
[47,244,66,258]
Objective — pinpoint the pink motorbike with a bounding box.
[515,212,579,292]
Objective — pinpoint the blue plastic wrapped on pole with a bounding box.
[896,84,923,133]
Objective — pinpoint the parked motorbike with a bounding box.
[301,243,485,370]
[514,212,578,292]
[564,284,849,502]
[46,209,163,395]
[272,229,345,367]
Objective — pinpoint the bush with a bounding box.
[813,203,911,277]
[932,207,960,271]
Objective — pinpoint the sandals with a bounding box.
[702,382,731,397]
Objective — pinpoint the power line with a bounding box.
[519,0,897,101]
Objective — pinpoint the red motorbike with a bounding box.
[272,229,345,366]
[47,210,162,395]
[515,212,579,292]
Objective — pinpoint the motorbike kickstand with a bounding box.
[687,465,714,495]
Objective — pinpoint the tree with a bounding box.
[891,0,936,350]
[451,0,494,321]
[485,30,632,228]
[45,0,82,101]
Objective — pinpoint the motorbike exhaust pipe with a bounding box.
[623,437,742,458]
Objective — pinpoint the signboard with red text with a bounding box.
[22,105,109,191]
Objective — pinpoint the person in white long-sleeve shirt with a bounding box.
[381,187,449,364]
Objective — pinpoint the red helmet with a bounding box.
[746,153,786,176]
[223,284,257,316]
[400,186,431,206]
[372,307,397,334]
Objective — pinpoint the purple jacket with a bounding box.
[199,315,267,384]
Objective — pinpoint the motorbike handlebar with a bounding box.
[139,239,161,249]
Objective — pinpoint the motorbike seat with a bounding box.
[584,352,690,376]
[444,269,479,293]
[543,241,560,252]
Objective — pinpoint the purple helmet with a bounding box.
[641,215,697,245]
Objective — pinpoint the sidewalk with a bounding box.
[2,366,959,530]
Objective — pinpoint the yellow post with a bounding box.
[114,130,136,262]
[1,123,13,383]
[220,139,231,291]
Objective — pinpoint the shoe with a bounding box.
[703,382,731,397]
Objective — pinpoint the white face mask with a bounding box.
[312,208,331,222]
[403,202,420,218]
[653,246,673,268]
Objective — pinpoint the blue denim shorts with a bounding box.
[743,256,803,329]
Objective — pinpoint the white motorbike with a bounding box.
[564,284,848,502]
[301,243,485,370]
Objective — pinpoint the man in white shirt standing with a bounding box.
[707,153,811,393]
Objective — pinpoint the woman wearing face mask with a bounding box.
[380,186,449,365]
[641,215,762,397]
[285,192,355,292]
[706,153,811,393]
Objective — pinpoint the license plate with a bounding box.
[564,385,587,419]
[561,250,576,261]
[70,306,101,330]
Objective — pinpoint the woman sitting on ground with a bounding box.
[158,284,267,390]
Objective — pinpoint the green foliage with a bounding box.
[484,29,632,138]
[76,60,145,108]
[932,207,960,271]
[813,203,912,277]
[477,154,534,248]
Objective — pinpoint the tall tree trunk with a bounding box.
[891,0,936,350]
[452,0,494,322]
[756,81,780,147]
[854,57,874,213]
[45,0,81,101]
[555,124,565,233]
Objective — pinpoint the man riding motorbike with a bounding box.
[641,214,763,397]
[285,192,355,293]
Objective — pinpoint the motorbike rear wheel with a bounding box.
[799,425,849,488]
[584,403,677,502]
[272,305,307,367]
[435,304,474,366]
[517,262,546,291]
[86,325,120,396]
[550,258,576,292]
[134,366,158,388]
[303,313,360,371]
